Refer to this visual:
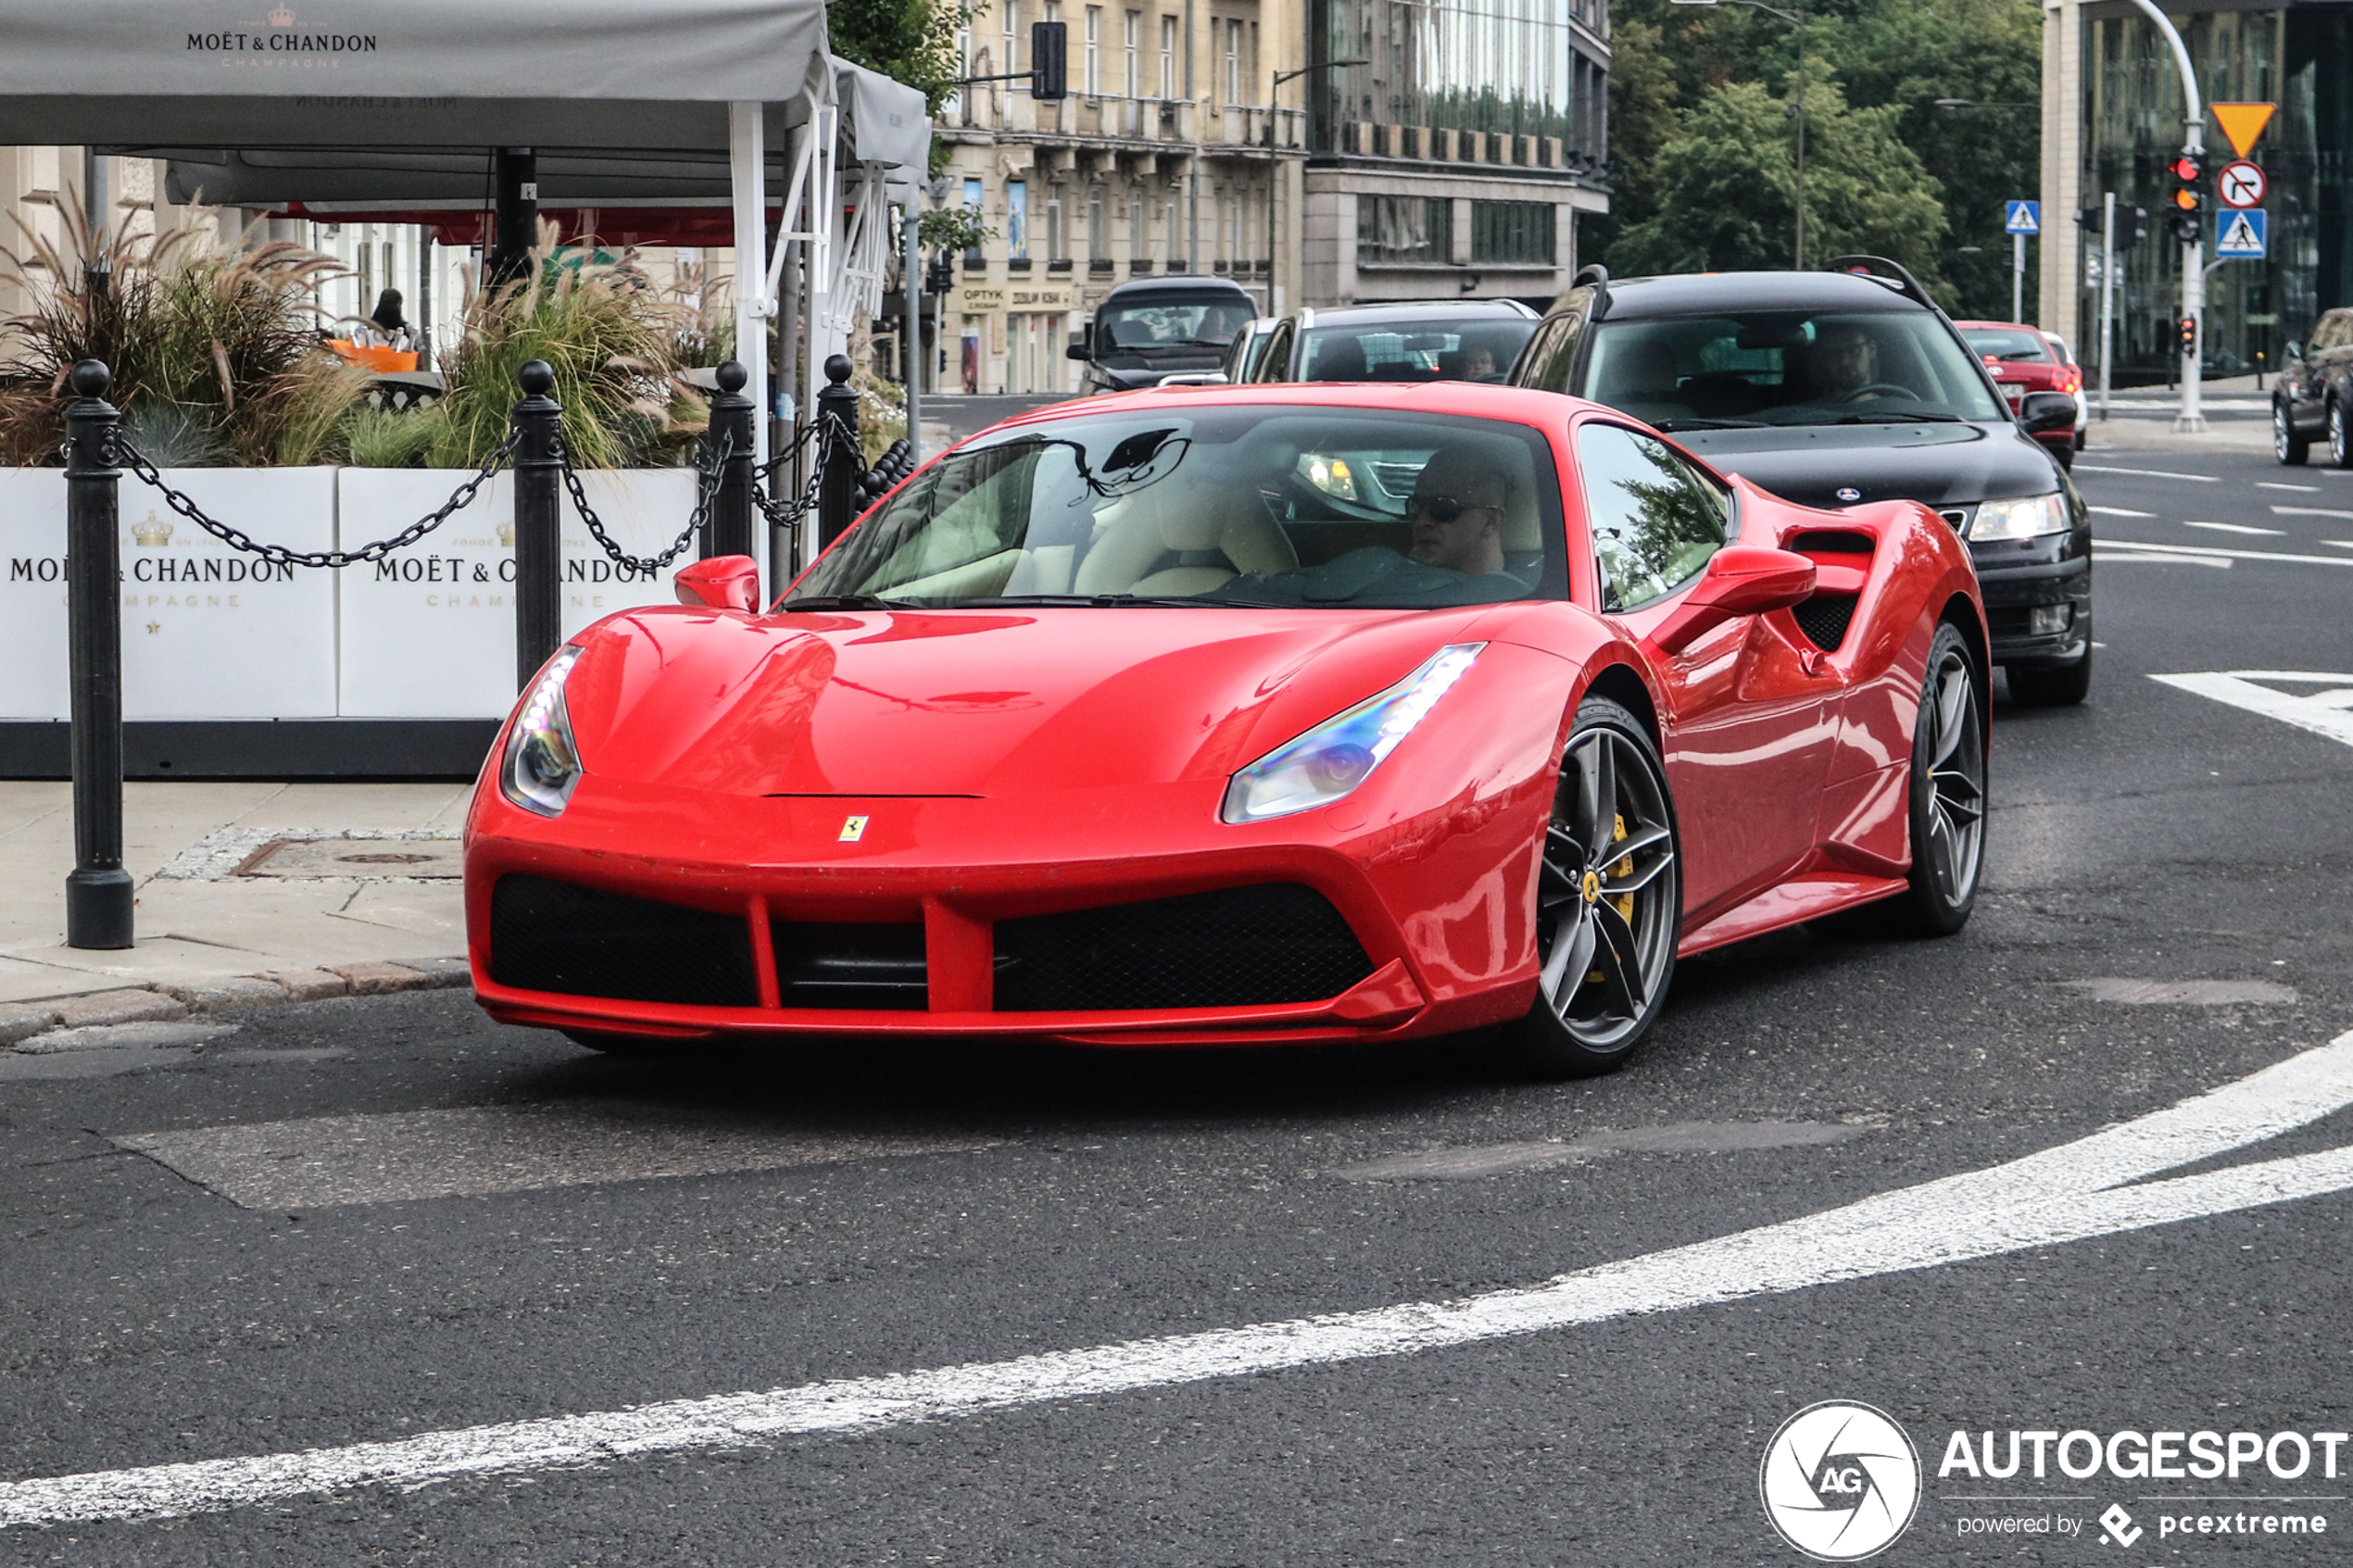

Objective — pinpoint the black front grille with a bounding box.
[490,874,758,1007]
[1793,594,1857,651]
[772,922,928,1010]
[993,884,1374,1011]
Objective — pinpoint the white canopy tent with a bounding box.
[0,0,877,475]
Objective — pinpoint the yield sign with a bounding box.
[2211,102,2277,158]
[2219,160,2266,208]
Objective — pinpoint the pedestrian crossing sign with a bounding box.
[2215,208,2267,258]
[2005,200,2041,235]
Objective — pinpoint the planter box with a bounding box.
[2,466,700,729]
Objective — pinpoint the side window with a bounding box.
[1254,320,1294,382]
[2320,312,2353,352]
[1575,423,1729,612]
[1519,291,1589,393]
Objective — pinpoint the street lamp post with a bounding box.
[2121,0,2206,433]
[1674,0,1806,269]
[1264,56,1367,311]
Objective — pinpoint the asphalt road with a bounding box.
[6,445,2353,1565]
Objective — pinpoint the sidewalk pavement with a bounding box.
[0,782,472,1043]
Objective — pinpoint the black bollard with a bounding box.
[511,359,563,690]
[816,353,862,548]
[705,359,758,567]
[63,360,132,949]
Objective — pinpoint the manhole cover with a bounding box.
[233,838,463,879]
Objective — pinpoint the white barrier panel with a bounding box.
[335,468,697,719]
[0,468,338,721]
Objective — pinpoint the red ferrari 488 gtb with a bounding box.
[465,383,1987,1077]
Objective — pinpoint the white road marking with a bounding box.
[2089,505,2157,518]
[2067,978,2298,1005]
[2182,521,2284,535]
[9,1031,2353,1530]
[2256,482,2321,493]
[2151,671,2353,748]
[2271,506,2353,520]
[2098,538,2353,568]
[2324,541,2353,551]
[2075,464,2220,482]
[2094,551,2229,568]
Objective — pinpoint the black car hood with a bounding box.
[1670,420,2063,508]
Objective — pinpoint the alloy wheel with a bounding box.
[1918,646,1986,907]
[1533,727,1679,1051]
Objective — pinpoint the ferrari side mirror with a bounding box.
[1648,546,1818,655]
[674,554,761,613]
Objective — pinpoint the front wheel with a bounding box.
[1901,625,1988,935]
[2332,400,2353,470]
[2276,401,2310,465]
[1496,696,1681,1079]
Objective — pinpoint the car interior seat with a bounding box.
[1071,472,1300,596]
[1307,336,1368,381]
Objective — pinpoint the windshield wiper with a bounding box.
[1831,411,1967,425]
[1655,417,1771,431]
[776,594,912,611]
[957,593,1222,608]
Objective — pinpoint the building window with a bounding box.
[1084,6,1101,94]
[1471,200,1555,264]
[1088,184,1106,254]
[1124,10,1139,98]
[1224,20,1241,104]
[963,178,987,266]
[1358,194,1451,265]
[1007,180,1028,258]
[1001,0,1020,76]
[1047,190,1065,259]
[1160,15,1177,100]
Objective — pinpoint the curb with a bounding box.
[0,958,472,1048]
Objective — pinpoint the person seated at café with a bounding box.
[350,289,419,353]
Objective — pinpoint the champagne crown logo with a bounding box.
[132,512,172,547]
[268,5,296,27]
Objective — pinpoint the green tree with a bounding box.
[1609,74,1950,290]
[827,0,976,120]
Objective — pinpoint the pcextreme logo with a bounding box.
[1760,1401,1922,1561]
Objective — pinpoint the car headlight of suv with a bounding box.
[501,646,585,817]
[1970,492,2070,541]
[1222,645,1483,823]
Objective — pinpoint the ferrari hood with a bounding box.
[563,605,1501,799]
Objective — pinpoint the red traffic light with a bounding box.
[2170,155,2202,182]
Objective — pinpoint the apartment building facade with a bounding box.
[932,0,1312,395]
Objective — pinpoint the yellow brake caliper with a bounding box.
[1585,812,1635,984]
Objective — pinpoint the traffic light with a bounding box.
[2168,153,2205,244]
[2179,316,2197,354]
[2118,205,2147,252]
[925,251,955,295]
[1031,20,1067,100]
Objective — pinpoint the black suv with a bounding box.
[2272,306,2353,466]
[1511,259,2092,705]
[1067,276,1257,395]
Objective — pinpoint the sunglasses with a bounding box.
[1406,495,1496,522]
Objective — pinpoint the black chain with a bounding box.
[109,431,520,571]
[558,429,733,575]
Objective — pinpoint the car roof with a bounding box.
[1951,320,2050,333]
[962,378,1608,440]
[1098,274,1255,306]
[1301,299,1538,327]
[1594,270,1932,319]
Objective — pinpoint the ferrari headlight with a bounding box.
[501,646,585,817]
[1970,492,2069,541]
[1222,645,1483,823]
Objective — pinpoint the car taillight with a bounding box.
[2057,366,2083,395]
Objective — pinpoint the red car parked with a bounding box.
[1955,320,2082,468]
[467,383,1988,1078]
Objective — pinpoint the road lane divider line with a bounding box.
[2097,538,2353,568]
[2182,521,2284,535]
[2271,506,2353,520]
[2075,465,2221,482]
[2152,672,2353,748]
[5,1030,2352,1530]
[2089,506,2157,518]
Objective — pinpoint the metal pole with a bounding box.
[63,360,132,950]
[706,358,759,566]
[2013,232,2024,321]
[510,360,563,689]
[490,148,537,287]
[1793,2,1806,271]
[2099,192,2115,420]
[904,207,924,464]
[816,352,862,548]
[2123,0,2204,433]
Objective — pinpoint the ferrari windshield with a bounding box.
[1584,309,2007,429]
[790,406,1564,610]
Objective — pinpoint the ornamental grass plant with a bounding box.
[0,195,371,467]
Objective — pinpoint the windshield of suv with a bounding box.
[1299,317,1537,383]
[1583,309,2008,428]
[789,407,1563,610]
[1960,328,2051,362]
[1096,298,1255,358]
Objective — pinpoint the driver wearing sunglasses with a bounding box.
[1406,450,1512,576]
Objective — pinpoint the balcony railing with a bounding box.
[958,90,1305,151]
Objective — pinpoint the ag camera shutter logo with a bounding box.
[1760,1401,1921,1561]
